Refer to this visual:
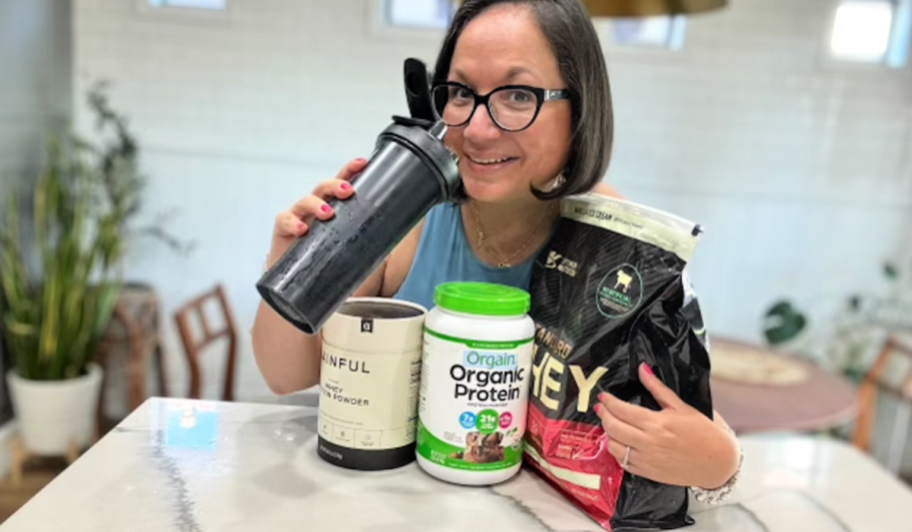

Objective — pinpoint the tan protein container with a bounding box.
[317,297,428,471]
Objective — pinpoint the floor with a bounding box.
[0,414,127,523]
[0,457,68,523]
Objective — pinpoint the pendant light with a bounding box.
[580,0,728,17]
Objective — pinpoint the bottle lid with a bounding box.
[434,282,531,317]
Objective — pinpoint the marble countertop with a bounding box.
[3,396,911,532]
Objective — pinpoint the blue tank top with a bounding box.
[394,203,541,311]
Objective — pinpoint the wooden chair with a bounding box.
[852,335,912,474]
[173,284,238,401]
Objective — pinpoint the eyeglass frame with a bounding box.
[430,81,571,133]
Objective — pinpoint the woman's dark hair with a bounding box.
[432,0,614,200]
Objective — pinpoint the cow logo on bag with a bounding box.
[596,264,644,319]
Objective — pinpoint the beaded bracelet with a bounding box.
[690,446,743,505]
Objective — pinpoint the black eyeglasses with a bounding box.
[431,81,570,133]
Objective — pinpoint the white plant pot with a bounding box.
[6,363,103,456]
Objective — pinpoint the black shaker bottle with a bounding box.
[256,58,462,334]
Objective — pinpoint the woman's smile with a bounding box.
[463,153,520,178]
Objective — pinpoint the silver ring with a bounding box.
[622,445,631,470]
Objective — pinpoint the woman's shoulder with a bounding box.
[591,181,624,199]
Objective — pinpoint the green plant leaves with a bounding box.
[0,81,194,380]
[0,84,133,381]
[762,300,808,346]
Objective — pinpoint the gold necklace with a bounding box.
[469,201,555,268]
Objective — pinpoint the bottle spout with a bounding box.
[429,121,447,141]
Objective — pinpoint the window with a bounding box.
[610,16,687,50]
[831,1,894,61]
[384,0,456,29]
[829,0,912,67]
[147,0,226,9]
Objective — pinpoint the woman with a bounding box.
[253,0,740,499]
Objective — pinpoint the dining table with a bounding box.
[708,338,860,434]
[2,395,911,532]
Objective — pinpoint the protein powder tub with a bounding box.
[416,282,535,486]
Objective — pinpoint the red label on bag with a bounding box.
[524,404,624,529]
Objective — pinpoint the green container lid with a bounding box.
[434,282,531,317]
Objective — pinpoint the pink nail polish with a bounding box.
[340,183,351,191]
[297,222,305,231]
[643,363,654,376]
[321,205,331,213]
[594,404,601,414]
[598,392,607,402]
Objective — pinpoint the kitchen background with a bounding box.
[0,0,910,501]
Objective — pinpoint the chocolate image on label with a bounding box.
[449,431,505,463]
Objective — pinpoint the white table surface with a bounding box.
[3,396,911,532]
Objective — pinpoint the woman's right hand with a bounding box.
[268,158,369,266]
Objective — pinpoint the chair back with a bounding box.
[173,284,238,401]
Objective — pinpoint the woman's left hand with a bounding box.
[595,363,740,489]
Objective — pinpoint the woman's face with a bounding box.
[444,5,572,204]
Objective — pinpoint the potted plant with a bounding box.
[762,260,912,383]
[0,82,188,455]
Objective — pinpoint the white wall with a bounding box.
[70,0,912,401]
[0,0,72,195]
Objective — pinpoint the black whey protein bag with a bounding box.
[524,193,712,531]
